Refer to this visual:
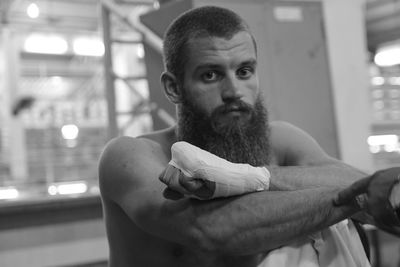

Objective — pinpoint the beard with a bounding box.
[176,95,271,166]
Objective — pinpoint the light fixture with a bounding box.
[24,33,68,55]
[367,134,400,153]
[374,44,400,67]
[48,181,88,195]
[371,76,385,86]
[72,37,104,57]
[0,187,19,200]
[61,124,79,140]
[368,134,398,146]
[27,3,40,19]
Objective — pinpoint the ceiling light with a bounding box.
[0,187,19,200]
[27,3,40,19]
[61,124,79,140]
[367,134,398,146]
[48,182,88,195]
[72,37,104,57]
[374,44,400,67]
[24,34,68,55]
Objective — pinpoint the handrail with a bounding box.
[101,0,163,53]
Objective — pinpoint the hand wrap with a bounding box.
[162,141,270,199]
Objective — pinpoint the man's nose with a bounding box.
[221,75,244,102]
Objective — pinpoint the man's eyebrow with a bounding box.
[239,59,257,67]
[194,63,222,71]
[194,59,257,71]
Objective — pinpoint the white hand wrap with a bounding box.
[168,141,270,198]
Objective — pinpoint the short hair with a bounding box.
[162,6,256,82]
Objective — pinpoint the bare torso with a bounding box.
[101,127,274,267]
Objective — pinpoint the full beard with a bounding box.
[176,96,271,166]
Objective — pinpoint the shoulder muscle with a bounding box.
[270,121,334,166]
[98,136,167,203]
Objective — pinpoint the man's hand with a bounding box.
[159,141,270,200]
[334,167,400,236]
[159,164,215,200]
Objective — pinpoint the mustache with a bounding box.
[211,100,253,117]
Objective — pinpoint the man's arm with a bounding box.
[268,121,367,191]
[99,136,359,256]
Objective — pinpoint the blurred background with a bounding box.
[0,0,400,266]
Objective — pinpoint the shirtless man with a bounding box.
[98,6,399,267]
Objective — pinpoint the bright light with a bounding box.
[51,76,63,85]
[72,37,104,57]
[27,3,40,18]
[389,77,400,85]
[371,76,385,86]
[0,187,19,200]
[61,124,79,140]
[24,34,68,55]
[57,183,87,195]
[48,185,57,196]
[47,182,88,195]
[368,135,398,146]
[369,145,380,154]
[136,44,144,58]
[374,45,400,67]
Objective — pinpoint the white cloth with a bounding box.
[258,220,370,267]
[169,141,270,198]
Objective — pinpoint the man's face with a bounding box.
[176,32,270,166]
[181,31,260,126]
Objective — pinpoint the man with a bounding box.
[98,6,399,267]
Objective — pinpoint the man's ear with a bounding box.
[161,71,183,104]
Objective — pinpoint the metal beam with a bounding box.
[101,5,119,140]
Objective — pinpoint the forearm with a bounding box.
[269,162,367,191]
[150,186,359,255]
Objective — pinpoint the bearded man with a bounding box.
[98,6,400,267]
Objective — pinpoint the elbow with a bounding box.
[190,220,236,255]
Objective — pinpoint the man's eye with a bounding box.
[202,71,218,82]
[237,67,254,79]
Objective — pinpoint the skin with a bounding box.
[99,31,367,267]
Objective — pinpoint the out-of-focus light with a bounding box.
[136,44,144,59]
[389,77,400,85]
[48,185,57,196]
[153,1,160,9]
[368,134,398,146]
[48,182,88,195]
[51,76,63,85]
[61,124,79,140]
[374,45,400,67]
[72,37,104,57]
[24,34,68,55]
[385,143,398,152]
[57,183,87,195]
[27,3,40,19]
[371,76,385,86]
[0,187,19,200]
[369,145,380,154]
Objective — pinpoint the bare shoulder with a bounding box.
[98,131,172,202]
[269,121,333,166]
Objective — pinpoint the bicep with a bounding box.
[98,136,166,221]
[98,137,200,246]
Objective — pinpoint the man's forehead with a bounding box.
[187,31,255,49]
[185,31,257,65]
